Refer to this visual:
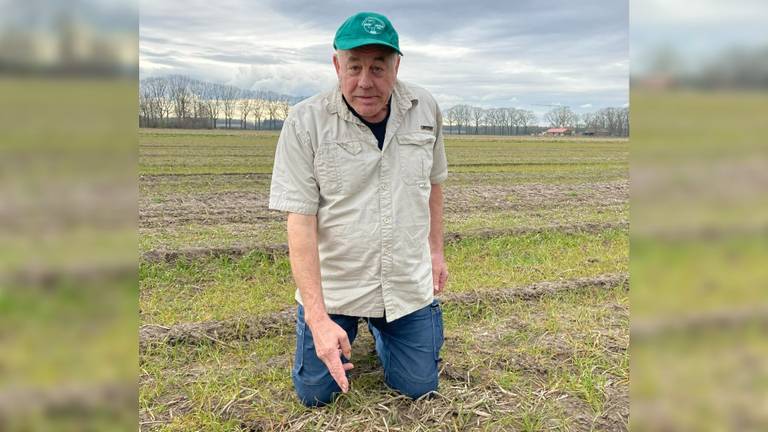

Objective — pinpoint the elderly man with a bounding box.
[268,11,449,407]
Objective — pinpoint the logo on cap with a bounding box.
[361,16,386,35]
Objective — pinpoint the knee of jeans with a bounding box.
[388,374,438,400]
[293,381,339,407]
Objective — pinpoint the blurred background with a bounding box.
[631,0,768,430]
[1,0,766,430]
[0,0,138,430]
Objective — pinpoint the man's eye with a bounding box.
[373,66,383,73]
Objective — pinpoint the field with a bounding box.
[139,129,629,431]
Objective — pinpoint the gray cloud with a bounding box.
[140,0,628,110]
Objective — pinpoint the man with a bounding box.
[268,11,449,407]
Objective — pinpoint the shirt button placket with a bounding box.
[380,154,394,318]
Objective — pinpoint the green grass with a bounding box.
[138,128,629,430]
[140,281,627,431]
[138,204,627,254]
[139,128,627,176]
[141,228,627,326]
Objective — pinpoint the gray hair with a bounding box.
[335,47,399,66]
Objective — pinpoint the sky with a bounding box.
[631,0,768,75]
[140,0,629,117]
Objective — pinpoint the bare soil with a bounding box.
[139,181,628,228]
[141,221,628,264]
[140,273,628,350]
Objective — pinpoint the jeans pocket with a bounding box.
[292,308,306,375]
[430,302,444,362]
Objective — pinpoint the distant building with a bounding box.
[582,128,610,136]
[544,127,571,136]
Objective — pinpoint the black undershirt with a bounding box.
[343,96,391,151]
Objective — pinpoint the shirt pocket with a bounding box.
[315,143,342,195]
[397,132,435,187]
[315,139,365,195]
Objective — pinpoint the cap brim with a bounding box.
[334,38,403,56]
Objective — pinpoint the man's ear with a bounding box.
[333,54,341,76]
[394,55,401,75]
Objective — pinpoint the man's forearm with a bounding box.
[286,213,327,326]
[428,183,444,254]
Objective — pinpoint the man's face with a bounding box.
[333,45,400,123]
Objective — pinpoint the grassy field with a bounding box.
[139,129,629,431]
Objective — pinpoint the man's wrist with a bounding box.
[305,310,330,328]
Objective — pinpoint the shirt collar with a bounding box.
[325,79,417,123]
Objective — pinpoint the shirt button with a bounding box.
[383,217,391,224]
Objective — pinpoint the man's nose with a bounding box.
[358,69,373,88]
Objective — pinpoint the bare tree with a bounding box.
[619,107,629,136]
[251,99,264,130]
[502,108,515,135]
[579,107,629,136]
[574,113,585,133]
[139,81,152,127]
[521,110,537,134]
[265,99,279,129]
[167,75,192,127]
[203,82,222,129]
[497,108,510,135]
[459,105,473,135]
[582,112,597,130]
[152,78,172,127]
[470,106,485,135]
[189,80,204,120]
[238,97,253,129]
[512,109,526,135]
[278,98,291,126]
[544,106,576,128]
[486,108,503,135]
[221,85,239,129]
[450,104,472,135]
[445,106,457,134]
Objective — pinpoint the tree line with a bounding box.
[444,105,539,135]
[543,106,629,137]
[139,75,293,130]
[140,75,629,136]
[444,104,629,136]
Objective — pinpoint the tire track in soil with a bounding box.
[139,181,628,228]
[141,221,628,264]
[140,274,629,432]
[205,283,627,432]
[139,273,628,351]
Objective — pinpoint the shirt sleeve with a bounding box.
[268,114,320,215]
[430,104,449,184]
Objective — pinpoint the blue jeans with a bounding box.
[292,299,445,407]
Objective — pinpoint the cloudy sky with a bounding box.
[631,0,768,75]
[140,0,628,117]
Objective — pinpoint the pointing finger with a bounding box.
[325,355,349,393]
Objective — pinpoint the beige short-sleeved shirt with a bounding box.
[268,79,448,322]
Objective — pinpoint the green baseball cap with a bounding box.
[333,12,403,56]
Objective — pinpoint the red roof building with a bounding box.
[545,127,571,136]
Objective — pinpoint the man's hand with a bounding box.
[431,252,449,294]
[307,317,354,393]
